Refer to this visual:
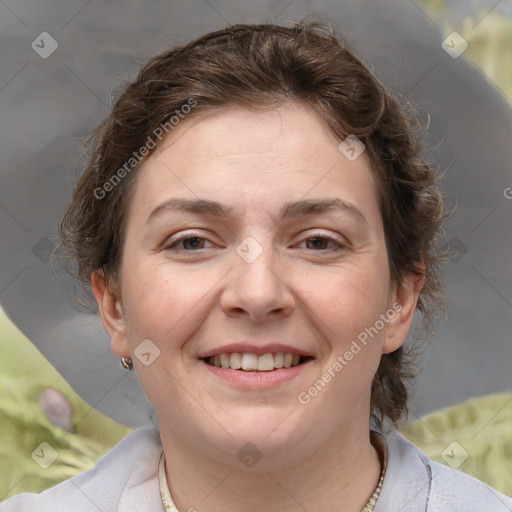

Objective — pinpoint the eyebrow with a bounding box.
[146,197,368,225]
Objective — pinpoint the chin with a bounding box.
[208,414,311,462]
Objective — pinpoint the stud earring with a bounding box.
[121,357,133,370]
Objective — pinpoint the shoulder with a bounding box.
[0,427,164,512]
[427,455,512,511]
[375,430,512,511]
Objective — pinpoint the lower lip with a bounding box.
[200,359,313,389]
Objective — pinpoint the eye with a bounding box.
[299,234,346,251]
[165,233,214,251]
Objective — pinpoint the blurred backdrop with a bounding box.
[0,0,511,488]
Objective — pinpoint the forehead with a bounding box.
[151,104,347,173]
[126,104,381,226]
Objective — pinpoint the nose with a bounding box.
[220,237,295,323]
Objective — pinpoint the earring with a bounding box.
[121,357,133,370]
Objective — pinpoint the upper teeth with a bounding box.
[207,352,303,371]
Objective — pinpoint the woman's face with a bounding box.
[93,104,420,468]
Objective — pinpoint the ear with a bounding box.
[91,270,131,359]
[382,266,425,354]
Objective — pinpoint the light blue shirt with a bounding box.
[1,426,511,511]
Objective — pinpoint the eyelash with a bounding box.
[165,232,346,252]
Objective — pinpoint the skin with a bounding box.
[92,103,424,512]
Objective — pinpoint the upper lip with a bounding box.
[198,343,315,359]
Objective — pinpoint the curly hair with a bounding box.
[57,17,446,429]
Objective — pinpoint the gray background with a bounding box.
[0,0,511,428]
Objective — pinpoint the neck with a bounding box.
[159,419,381,512]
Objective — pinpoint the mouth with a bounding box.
[200,352,314,372]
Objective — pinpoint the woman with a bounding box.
[2,19,511,512]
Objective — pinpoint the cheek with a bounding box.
[119,256,221,348]
[301,268,389,408]
[312,261,390,336]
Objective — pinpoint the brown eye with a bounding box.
[180,237,205,250]
[165,233,213,251]
[300,235,344,251]
[306,237,330,250]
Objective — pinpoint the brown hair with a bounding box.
[57,17,446,429]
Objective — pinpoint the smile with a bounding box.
[202,352,313,371]
[200,354,314,389]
